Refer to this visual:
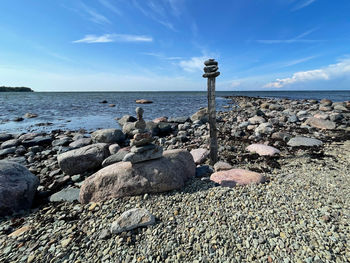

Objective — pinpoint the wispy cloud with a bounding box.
[257,28,323,44]
[132,0,177,31]
[78,1,111,25]
[142,52,182,60]
[98,0,122,16]
[283,55,317,67]
[73,34,153,43]
[292,0,317,11]
[264,58,350,88]
[179,56,208,72]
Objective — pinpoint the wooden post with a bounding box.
[203,59,220,165]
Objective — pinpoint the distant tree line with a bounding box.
[0,86,34,92]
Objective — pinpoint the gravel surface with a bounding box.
[0,141,349,263]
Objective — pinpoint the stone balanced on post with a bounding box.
[122,107,163,163]
[203,59,220,165]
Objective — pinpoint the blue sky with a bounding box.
[0,0,349,91]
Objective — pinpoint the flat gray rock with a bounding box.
[123,145,163,164]
[69,138,92,149]
[102,148,130,167]
[58,143,109,175]
[49,188,80,202]
[111,208,155,234]
[92,129,125,144]
[287,137,323,147]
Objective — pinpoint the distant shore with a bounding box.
[0,86,33,92]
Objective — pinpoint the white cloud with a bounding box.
[257,28,323,44]
[264,58,350,88]
[292,0,317,11]
[179,56,208,72]
[73,34,153,43]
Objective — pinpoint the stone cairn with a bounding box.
[122,107,163,163]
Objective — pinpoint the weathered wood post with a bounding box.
[203,59,220,165]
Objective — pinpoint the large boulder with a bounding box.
[80,149,196,204]
[0,161,39,216]
[57,143,109,175]
[91,129,125,144]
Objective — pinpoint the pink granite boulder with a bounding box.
[210,169,265,187]
[246,144,280,156]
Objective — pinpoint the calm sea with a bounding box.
[1,90,349,133]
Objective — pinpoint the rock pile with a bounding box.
[122,107,163,164]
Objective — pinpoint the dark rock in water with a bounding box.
[135,99,153,104]
[49,187,80,202]
[57,143,109,175]
[80,149,196,204]
[0,161,39,216]
[13,117,24,122]
[196,165,214,178]
[287,137,323,147]
[102,148,130,167]
[117,115,137,126]
[168,116,191,124]
[23,113,38,118]
[1,139,20,149]
[22,136,53,147]
[100,100,108,104]
[0,134,13,142]
[92,129,125,144]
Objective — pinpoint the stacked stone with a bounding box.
[202,59,220,78]
[122,107,163,164]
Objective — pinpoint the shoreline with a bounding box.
[1,96,350,262]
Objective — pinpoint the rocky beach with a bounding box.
[0,96,350,263]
